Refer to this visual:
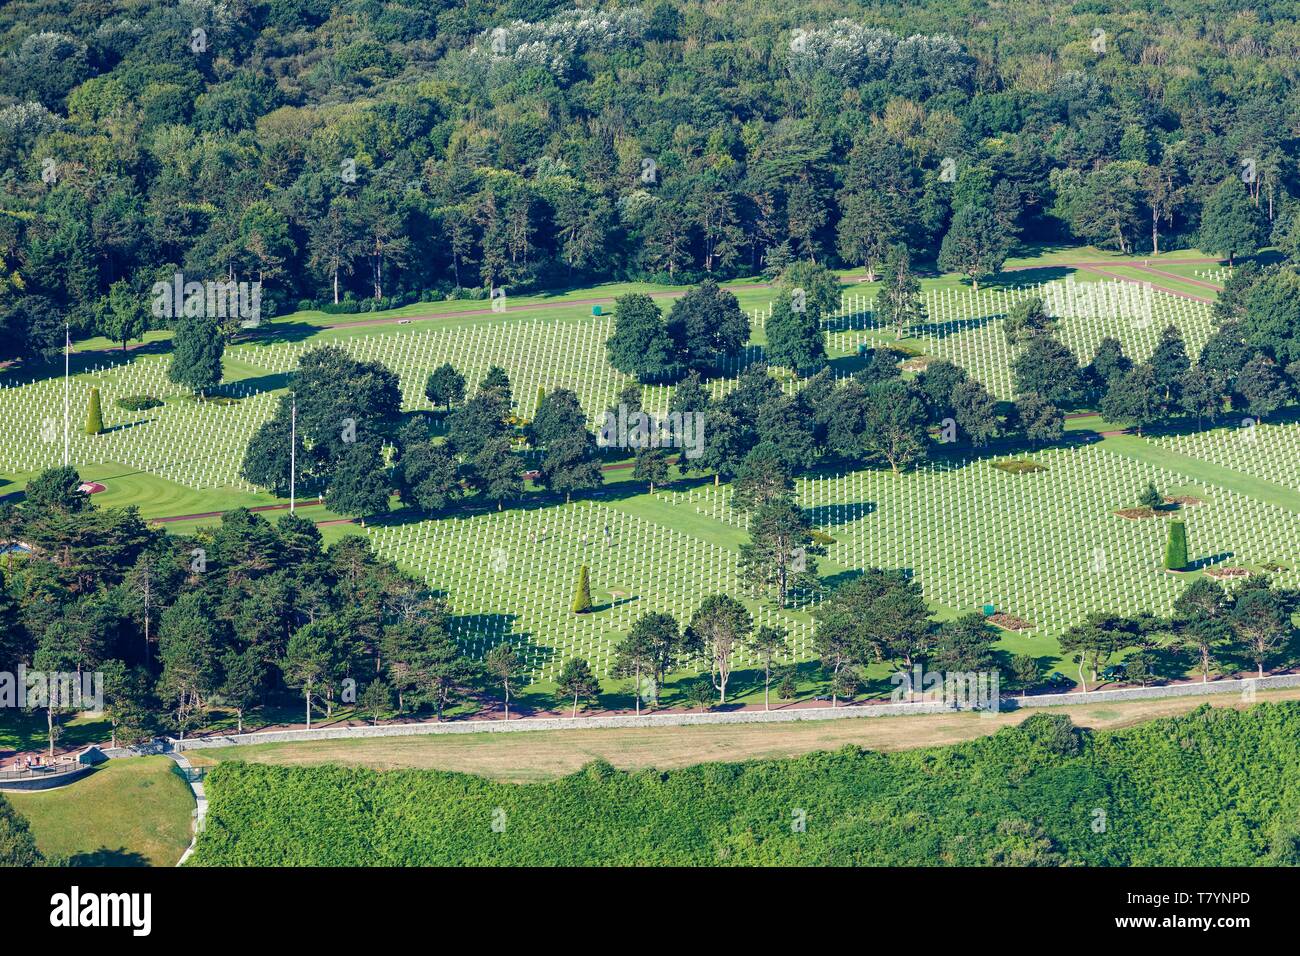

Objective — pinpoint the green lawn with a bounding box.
[7,757,195,867]
[1091,264,1219,299]
[0,711,112,754]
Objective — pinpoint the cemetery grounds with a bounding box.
[2,247,1296,707]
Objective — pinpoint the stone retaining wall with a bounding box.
[0,764,94,791]
[1013,673,1300,708]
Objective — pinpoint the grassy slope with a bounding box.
[182,685,1300,783]
[7,756,194,866]
[1096,264,1219,298]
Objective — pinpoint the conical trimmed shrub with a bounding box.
[85,387,104,435]
[571,564,592,613]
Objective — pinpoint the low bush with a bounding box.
[115,395,162,412]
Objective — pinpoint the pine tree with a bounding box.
[1165,520,1188,571]
[877,244,925,340]
[85,386,104,435]
[1139,482,1162,510]
[571,564,592,613]
[555,656,599,717]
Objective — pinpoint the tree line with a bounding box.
[4,0,1300,366]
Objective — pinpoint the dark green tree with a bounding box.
[731,443,794,512]
[1149,324,1190,405]
[1236,354,1291,420]
[606,293,674,381]
[168,315,224,398]
[863,379,929,474]
[397,441,459,514]
[324,440,390,526]
[1200,177,1267,265]
[424,363,466,411]
[282,618,339,730]
[555,656,600,717]
[571,564,592,613]
[665,279,749,371]
[0,797,42,867]
[1012,333,1083,406]
[1101,364,1164,435]
[765,289,826,375]
[938,203,1011,289]
[738,497,820,608]
[877,243,925,340]
[471,437,522,510]
[931,612,998,672]
[1014,392,1064,446]
[1004,296,1054,347]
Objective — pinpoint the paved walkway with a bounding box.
[167,749,207,867]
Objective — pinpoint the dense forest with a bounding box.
[2,0,1299,363]
[188,703,1300,866]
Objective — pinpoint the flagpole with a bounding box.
[63,322,69,466]
[289,392,296,514]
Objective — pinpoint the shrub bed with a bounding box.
[115,395,162,412]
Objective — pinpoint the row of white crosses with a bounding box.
[915,280,1215,398]
[234,315,635,428]
[1194,268,1233,283]
[747,281,1213,401]
[661,443,1300,640]
[367,498,815,681]
[0,354,272,490]
[1157,420,1300,489]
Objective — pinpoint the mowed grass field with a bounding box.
[181,685,1300,783]
[7,757,195,866]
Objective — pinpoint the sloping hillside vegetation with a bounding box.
[191,702,1300,865]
